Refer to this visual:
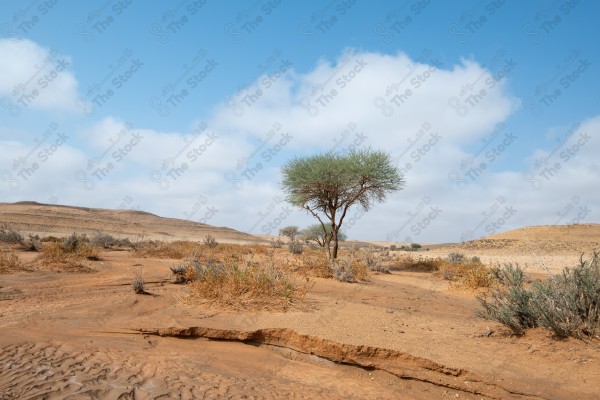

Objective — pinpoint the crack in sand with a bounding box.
[135,326,550,400]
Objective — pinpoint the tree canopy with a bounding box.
[281,149,404,259]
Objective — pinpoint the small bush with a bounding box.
[21,234,43,252]
[0,224,23,244]
[35,236,99,272]
[390,245,397,251]
[0,249,21,273]
[90,232,116,249]
[447,252,465,264]
[170,260,201,284]
[188,260,306,309]
[271,238,284,248]
[288,241,304,254]
[331,258,355,282]
[131,266,146,294]
[364,251,390,273]
[204,234,218,248]
[477,253,600,338]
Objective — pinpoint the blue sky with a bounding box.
[1,0,599,243]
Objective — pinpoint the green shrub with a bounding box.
[477,253,600,338]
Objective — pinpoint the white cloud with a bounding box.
[2,49,597,242]
[0,39,80,112]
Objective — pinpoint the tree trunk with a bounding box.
[331,224,339,259]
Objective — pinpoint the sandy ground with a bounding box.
[1,246,599,399]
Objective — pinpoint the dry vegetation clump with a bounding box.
[478,251,600,339]
[131,266,146,294]
[133,240,203,258]
[0,248,21,273]
[392,253,495,290]
[0,223,24,244]
[35,234,98,272]
[187,258,309,310]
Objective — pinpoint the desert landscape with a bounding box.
[1,202,599,399]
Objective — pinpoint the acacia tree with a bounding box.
[279,226,299,242]
[301,224,347,247]
[281,149,404,259]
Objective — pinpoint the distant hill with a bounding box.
[456,224,600,254]
[0,201,263,243]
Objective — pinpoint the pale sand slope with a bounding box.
[0,201,263,243]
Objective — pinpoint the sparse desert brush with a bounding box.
[131,266,146,294]
[362,250,390,274]
[329,251,369,282]
[90,232,117,249]
[395,255,444,272]
[21,234,43,252]
[35,238,98,272]
[188,259,308,310]
[478,252,600,339]
[0,223,24,244]
[447,252,466,264]
[0,248,21,273]
[288,241,304,254]
[133,240,203,259]
[203,234,218,248]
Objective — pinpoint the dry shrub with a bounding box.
[131,266,146,294]
[393,254,494,289]
[0,249,21,273]
[188,259,308,310]
[479,252,600,339]
[0,223,23,244]
[134,240,267,262]
[35,240,98,272]
[394,255,445,272]
[134,240,202,259]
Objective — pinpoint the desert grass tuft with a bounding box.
[187,258,309,310]
[0,248,21,273]
[35,235,98,272]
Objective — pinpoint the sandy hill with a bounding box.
[456,224,600,254]
[0,201,262,243]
